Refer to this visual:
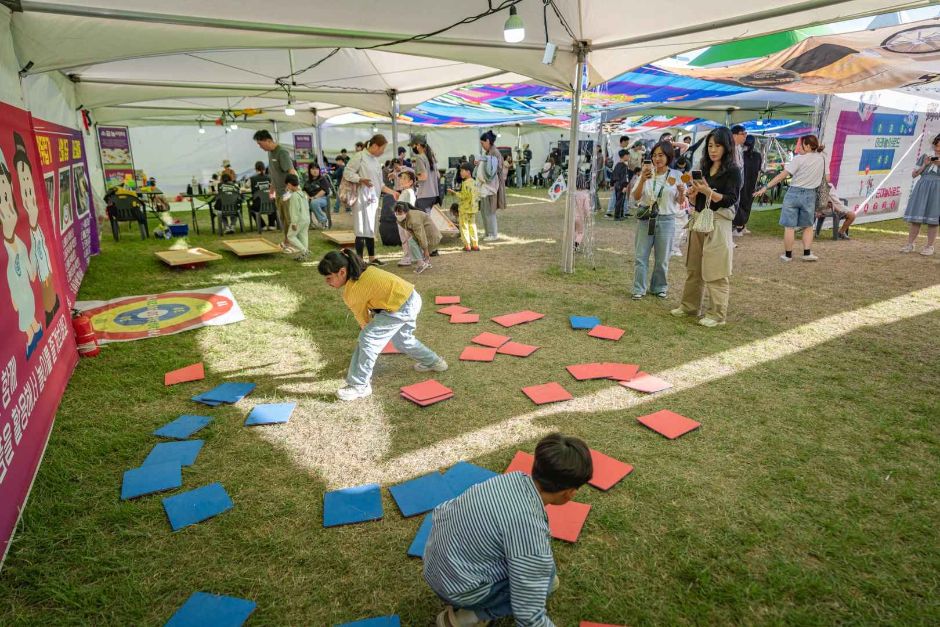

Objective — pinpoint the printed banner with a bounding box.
[32,119,100,306]
[97,125,136,190]
[0,101,78,565]
[75,286,244,344]
[822,96,938,223]
[293,133,314,169]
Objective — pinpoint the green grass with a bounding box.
[0,193,938,626]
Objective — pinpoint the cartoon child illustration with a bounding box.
[13,132,59,327]
[0,143,42,358]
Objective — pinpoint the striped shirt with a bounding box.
[424,472,556,627]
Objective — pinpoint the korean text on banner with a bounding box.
[293,133,314,169]
[97,125,136,190]
[0,101,78,567]
[32,118,100,306]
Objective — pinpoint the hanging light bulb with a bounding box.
[284,98,296,116]
[198,121,205,134]
[230,121,238,130]
[371,124,378,133]
[503,6,525,43]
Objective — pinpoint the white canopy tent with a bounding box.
[8,0,931,271]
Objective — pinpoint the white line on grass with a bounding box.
[229,284,940,487]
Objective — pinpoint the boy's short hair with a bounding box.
[398,169,415,182]
[284,173,300,187]
[531,433,592,493]
[618,149,628,158]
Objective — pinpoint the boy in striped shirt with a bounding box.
[424,433,593,626]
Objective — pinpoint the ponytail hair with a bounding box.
[317,248,367,280]
[367,134,388,149]
[801,134,825,153]
[480,130,497,145]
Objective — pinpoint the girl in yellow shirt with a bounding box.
[318,249,447,400]
[450,162,480,251]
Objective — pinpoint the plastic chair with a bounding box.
[108,194,148,241]
[252,194,279,234]
[214,190,244,233]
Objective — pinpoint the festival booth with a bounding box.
[3,0,939,567]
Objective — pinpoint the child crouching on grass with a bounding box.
[449,162,480,251]
[318,249,447,401]
[285,173,311,261]
[424,432,593,627]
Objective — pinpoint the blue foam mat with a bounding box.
[245,402,296,426]
[162,483,233,531]
[143,440,204,467]
[200,382,256,404]
[323,483,383,528]
[388,473,454,518]
[154,415,212,440]
[121,461,182,500]
[442,461,497,496]
[164,591,256,627]
[335,617,401,627]
[570,315,601,330]
[407,514,434,559]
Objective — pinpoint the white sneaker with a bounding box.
[742,227,752,234]
[415,260,431,274]
[336,384,372,401]
[921,245,935,256]
[397,258,413,267]
[900,243,915,253]
[699,317,726,328]
[732,230,743,237]
[482,235,498,242]
[670,307,690,317]
[801,253,819,261]
[780,254,792,262]
[415,358,448,373]
[671,251,683,258]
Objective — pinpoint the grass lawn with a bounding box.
[0,189,937,625]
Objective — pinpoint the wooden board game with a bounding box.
[155,247,223,267]
[322,230,357,246]
[220,237,282,257]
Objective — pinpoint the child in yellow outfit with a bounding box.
[450,162,480,251]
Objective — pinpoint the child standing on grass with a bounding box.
[425,432,593,627]
[449,162,480,251]
[318,249,447,401]
[285,174,310,261]
[397,170,418,267]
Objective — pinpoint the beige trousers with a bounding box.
[680,230,730,322]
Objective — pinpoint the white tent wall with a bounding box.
[0,7,24,109]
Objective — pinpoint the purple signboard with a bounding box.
[293,133,314,168]
[97,125,136,189]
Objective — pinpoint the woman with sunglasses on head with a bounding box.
[671,127,741,328]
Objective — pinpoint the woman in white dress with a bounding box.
[343,134,398,265]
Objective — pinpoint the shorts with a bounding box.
[779,186,816,228]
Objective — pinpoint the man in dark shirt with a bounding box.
[610,149,631,220]
[253,129,296,248]
[249,161,276,230]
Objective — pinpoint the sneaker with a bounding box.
[742,227,752,234]
[294,252,309,262]
[463,246,472,252]
[435,606,488,627]
[471,246,480,251]
[415,260,430,274]
[699,317,726,328]
[655,292,668,299]
[397,259,413,267]
[430,250,440,257]
[336,384,372,401]
[732,229,743,237]
[671,251,683,258]
[370,258,385,266]
[801,253,819,262]
[631,293,644,300]
[414,358,448,373]
[483,235,498,242]
[921,245,935,256]
[900,243,915,253]
[780,254,793,262]
[838,232,851,240]
[670,307,690,317]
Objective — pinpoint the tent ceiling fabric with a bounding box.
[13,0,931,91]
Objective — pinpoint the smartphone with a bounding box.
[643,159,652,165]
[931,157,939,162]
[691,170,703,180]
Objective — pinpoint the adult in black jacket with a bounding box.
[734,135,762,235]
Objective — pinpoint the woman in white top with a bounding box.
[343,134,398,265]
[631,141,686,299]
[756,134,826,262]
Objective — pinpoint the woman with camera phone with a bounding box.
[631,142,685,300]
[672,127,741,327]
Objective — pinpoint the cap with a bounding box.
[222,160,231,167]
[408,133,428,146]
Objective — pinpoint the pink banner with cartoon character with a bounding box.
[0,100,78,565]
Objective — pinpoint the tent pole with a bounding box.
[313,108,325,168]
[390,90,400,158]
[561,43,587,274]
[272,119,279,141]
